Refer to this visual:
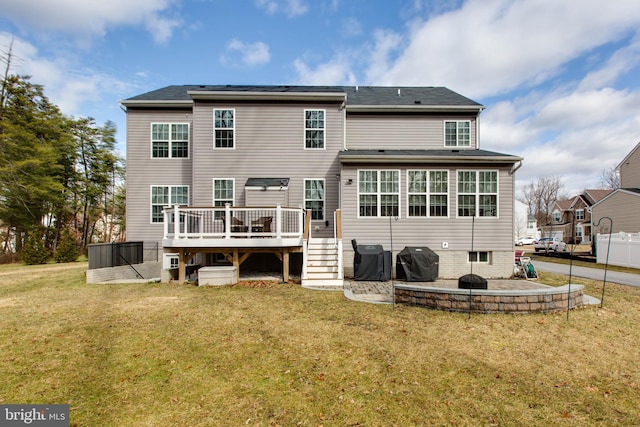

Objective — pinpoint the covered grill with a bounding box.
[352,240,391,281]
[396,247,439,282]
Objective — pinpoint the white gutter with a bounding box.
[119,100,193,108]
[339,154,523,164]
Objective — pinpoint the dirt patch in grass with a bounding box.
[1,262,640,426]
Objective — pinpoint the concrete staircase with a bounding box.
[301,237,344,289]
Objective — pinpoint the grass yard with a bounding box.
[1,263,640,426]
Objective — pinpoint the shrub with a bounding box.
[22,229,50,265]
[54,229,80,263]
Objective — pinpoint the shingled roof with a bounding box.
[122,85,483,109]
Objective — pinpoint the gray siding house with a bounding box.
[592,141,640,235]
[121,85,523,286]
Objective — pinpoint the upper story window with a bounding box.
[304,109,325,149]
[575,209,585,220]
[304,179,325,220]
[150,185,189,223]
[214,109,235,149]
[457,170,498,217]
[151,123,189,158]
[358,170,400,217]
[552,211,561,222]
[407,170,449,217]
[445,121,470,147]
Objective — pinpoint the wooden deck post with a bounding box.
[282,249,289,283]
[233,249,239,283]
[178,248,186,285]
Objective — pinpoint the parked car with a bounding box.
[515,237,536,246]
[534,237,566,252]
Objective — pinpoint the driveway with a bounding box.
[533,260,640,288]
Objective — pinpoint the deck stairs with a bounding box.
[301,237,344,289]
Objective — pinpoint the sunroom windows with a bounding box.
[457,170,498,217]
[358,170,399,217]
[407,170,449,217]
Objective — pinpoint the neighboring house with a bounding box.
[120,85,523,286]
[514,200,538,242]
[592,141,640,235]
[548,190,611,244]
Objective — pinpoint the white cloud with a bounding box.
[221,39,271,67]
[0,32,134,116]
[370,0,640,98]
[0,0,181,43]
[255,0,308,18]
[292,55,356,85]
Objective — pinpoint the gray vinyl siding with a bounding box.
[191,101,343,237]
[620,146,640,188]
[125,109,193,242]
[592,191,640,233]
[346,114,477,150]
[339,164,514,251]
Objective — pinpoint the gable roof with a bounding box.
[592,187,640,208]
[554,199,572,211]
[616,141,640,170]
[583,189,612,205]
[121,85,483,112]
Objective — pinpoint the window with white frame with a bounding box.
[552,211,561,222]
[164,253,197,269]
[151,185,189,223]
[358,170,399,217]
[575,209,585,220]
[445,121,470,147]
[214,109,235,149]
[469,251,491,263]
[575,225,583,240]
[304,179,325,220]
[304,109,325,149]
[457,170,498,217]
[213,178,234,219]
[407,170,449,217]
[151,123,189,158]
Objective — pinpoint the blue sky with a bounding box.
[1,0,639,197]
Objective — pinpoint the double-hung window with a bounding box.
[150,185,189,223]
[457,170,498,217]
[214,109,235,149]
[445,121,470,147]
[304,179,325,220]
[304,109,325,149]
[358,170,400,217]
[407,170,449,217]
[213,178,234,219]
[575,209,585,220]
[151,123,189,158]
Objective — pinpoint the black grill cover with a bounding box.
[352,240,391,281]
[458,273,488,289]
[396,247,439,282]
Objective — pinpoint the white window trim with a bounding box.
[150,123,190,159]
[575,209,585,220]
[150,185,190,224]
[303,109,326,150]
[406,170,450,218]
[213,108,236,150]
[456,170,499,218]
[552,211,561,222]
[468,251,491,264]
[212,178,235,208]
[444,120,471,148]
[164,253,196,269]
[357,169,401,218]
[304,178,326,221]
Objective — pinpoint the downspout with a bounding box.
[475,107,484,149]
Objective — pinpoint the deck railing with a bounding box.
[163,204,305,240]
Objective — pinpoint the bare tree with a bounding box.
[598,165,620,190]
[518,175,564,231]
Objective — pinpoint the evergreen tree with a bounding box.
[54,228,79,263]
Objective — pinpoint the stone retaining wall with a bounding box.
[394,284,584,314]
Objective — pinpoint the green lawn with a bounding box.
[1,262,640,426]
